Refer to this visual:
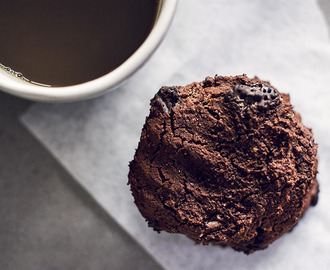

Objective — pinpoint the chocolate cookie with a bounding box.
[128,75,319,253]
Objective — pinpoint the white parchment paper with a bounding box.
[22,0,330,269]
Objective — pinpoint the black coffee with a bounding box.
[0,0,160,87]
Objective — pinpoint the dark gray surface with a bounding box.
[0,92,162,270]
[319,0,330,31]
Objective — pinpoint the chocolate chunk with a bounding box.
[226,82,280,110]
[151,86,179,114]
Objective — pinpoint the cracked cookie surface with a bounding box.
[128,74,319,253]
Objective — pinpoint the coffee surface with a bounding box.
[0,0,159,86]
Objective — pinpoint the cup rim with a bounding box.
[0,0,178,102]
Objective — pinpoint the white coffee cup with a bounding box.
[0,0,177,102]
